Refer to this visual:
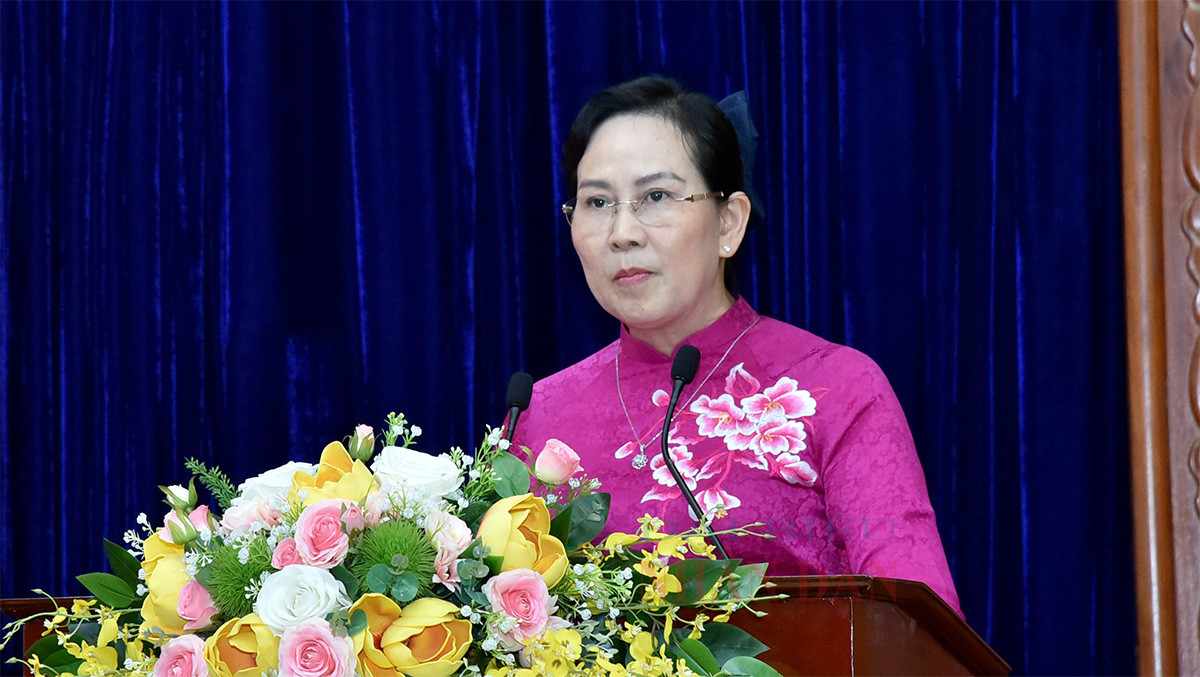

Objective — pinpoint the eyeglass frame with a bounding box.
[560,190,727,227]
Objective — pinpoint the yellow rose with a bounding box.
[476,494,568,588]
[351,594,471,677]
[139,534,188,636]
[203,613,279,677]
[291,441,377,505]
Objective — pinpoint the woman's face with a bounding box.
[571,114,743,340]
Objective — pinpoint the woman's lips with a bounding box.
[613,269,654,286]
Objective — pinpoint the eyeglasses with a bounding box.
[561,189,725,230]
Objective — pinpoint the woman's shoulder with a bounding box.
[530,340,619,400]
[751,315,888,386]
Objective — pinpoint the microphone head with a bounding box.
[506,372,534,411]
[671,345,701,385]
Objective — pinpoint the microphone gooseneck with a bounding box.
[505,372,534,444]
[661,346,730,560]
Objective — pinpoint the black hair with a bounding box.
[562,75,748,290]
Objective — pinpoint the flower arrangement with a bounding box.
[2,413,784,676]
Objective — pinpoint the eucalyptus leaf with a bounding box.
[102,539,142,590]
[722,656,784,677]
[366,564,395,594]
[491,452,531,497]
[671,637,720,675]
[549,493,611,550]
[666,558,739,606]
[390,572,419,603]
[347,609,368,637]
[456,560,488,581]
[76,572,135,609]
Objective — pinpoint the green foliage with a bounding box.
[197,539,273,618]
[721,656,783,676]
[666,559,740,606]
[330,564,360,599]
[102,539,142,591]
[549,493,610,549]
[671,637,721,674]
[75,573,135,609]
[721,563,768,600]
[491,452,531,497]
[674,624,768,666]
[349,520,437,599]
[184,457,239,510]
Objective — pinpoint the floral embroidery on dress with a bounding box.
[612,362,821,519]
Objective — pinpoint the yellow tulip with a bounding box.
[476,494,568,588]
[349,594,404,677]
[139,534,188,636]
[291,441,377,505]
[203,613,279,677]
[382,598,473,677]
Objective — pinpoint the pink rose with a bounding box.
[294,500,356,569]
[482,569,552,649]
[220,498,282,535]
[160,505,214,544]
[154,634,208,677]
[533,439,581,486]
[279,618,355,677]
[273,537,303,569]
[176,580,218,631]
[423,510,473,591]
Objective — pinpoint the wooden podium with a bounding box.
[735,576,1009,675]
[2,575,1008,675]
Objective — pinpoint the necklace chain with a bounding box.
[615,317,761,469]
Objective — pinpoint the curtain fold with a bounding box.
[0,1,1130,672]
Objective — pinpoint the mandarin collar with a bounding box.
[617,297,760,365]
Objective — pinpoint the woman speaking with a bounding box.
[515,76,960,614]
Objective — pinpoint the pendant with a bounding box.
[632,446,648,469]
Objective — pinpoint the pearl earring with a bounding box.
[722,245,732,253]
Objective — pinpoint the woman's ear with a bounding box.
[718,191,752,258]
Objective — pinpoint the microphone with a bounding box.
[504,372,534,444]
[661,345,730,559]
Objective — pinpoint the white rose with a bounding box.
[370,447,462,502]
[238,461,316,508]
[253,565,351,635]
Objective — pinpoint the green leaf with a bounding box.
[484,555,505,575]
[666,558,739,606]
[331,565,360,599]
[76,572,136,609]
[722,563,768,600]
[27,633,77,670]
[491,452,531,497]
[347,609,368,637]
[549,493,611,549]
[682,623,768,665]
[390,572,419,603]
[722,656,783,677]
[671,637,721,675]
[102,539,143,590]
[455,560,488,581]
[366,564,395,594]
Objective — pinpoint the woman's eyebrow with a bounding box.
[577,178,613,191]
[635,171,685,186]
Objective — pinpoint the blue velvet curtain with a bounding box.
[0,1,1130,673]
